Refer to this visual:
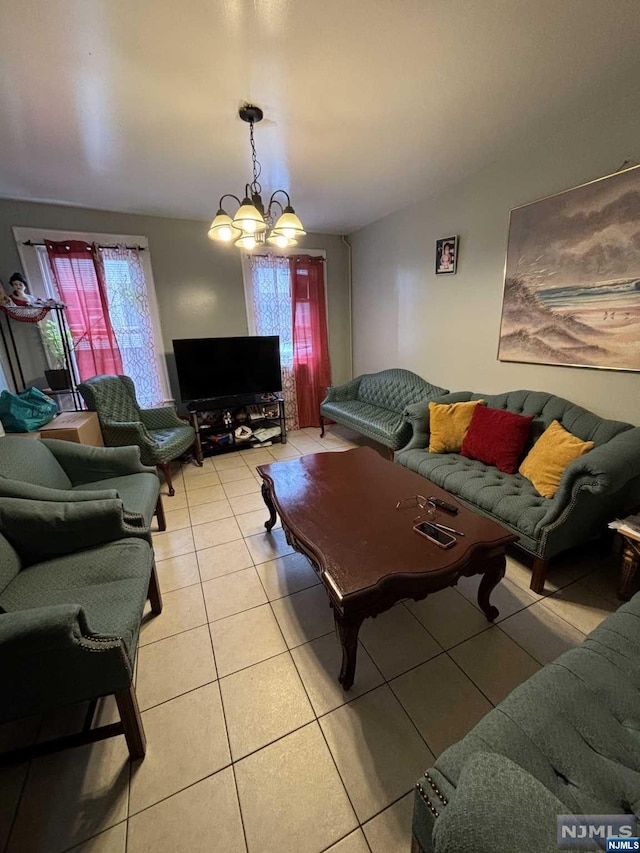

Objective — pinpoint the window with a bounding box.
[242,251,330,430]
[15,228,170,408]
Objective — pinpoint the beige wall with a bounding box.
[349,88,640,424]
[0,199,351,397]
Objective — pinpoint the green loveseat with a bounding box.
[320,369,448,452]
[398,390,640,592]
[0,434,165,532]
[412,593,640,853]
[0,497,162,761]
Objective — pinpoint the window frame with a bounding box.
[13,226,172,404]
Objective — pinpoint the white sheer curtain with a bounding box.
[246,255,299,430]
[96,245,165,408]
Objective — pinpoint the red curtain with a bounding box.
[290,256,331,428]
[45,240,123,379]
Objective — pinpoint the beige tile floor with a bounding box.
[0,425,626,853]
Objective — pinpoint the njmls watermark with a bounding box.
[557,815,639,850]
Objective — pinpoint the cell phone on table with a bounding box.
[414,521,456,549]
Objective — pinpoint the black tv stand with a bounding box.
[188,393,287,462]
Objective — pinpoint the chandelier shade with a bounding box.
[207,210,241,242]
[208,104,304,251]
[271,207,306,239]
[232,199,267,234]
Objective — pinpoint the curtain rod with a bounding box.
[250,253,325,261]
[22,240,146,251]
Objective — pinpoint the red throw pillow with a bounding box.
[460,405,533,474]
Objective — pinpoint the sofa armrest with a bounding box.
[0,478,119,503]
[403,391,473,451]
[558,427,640,496]
[0,604,133,721]
[0,603,103,653]
[140,405,184,430]
[0,497,148,564]
[323,376,362,404]
[42,439,154,485]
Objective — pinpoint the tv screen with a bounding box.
[173,336,282,401]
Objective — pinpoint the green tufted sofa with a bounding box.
[0,496,162,761]
[0,434,165,532]
[412,592,640,853]
[398,390,640,592]
[320,369,448,452]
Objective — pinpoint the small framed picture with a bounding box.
[435,236,458,275]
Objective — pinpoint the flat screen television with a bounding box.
[173,335,282,401]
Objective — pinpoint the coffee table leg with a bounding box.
[261,482,278,532]
[334,611,363,691]
[477,557,505,622]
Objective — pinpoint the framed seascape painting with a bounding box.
[436,236,458,275]
[498,164,640,372]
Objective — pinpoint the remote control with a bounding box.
[429,496,459,514]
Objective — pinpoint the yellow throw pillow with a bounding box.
[519,419,594,499]
[428,400,485,453]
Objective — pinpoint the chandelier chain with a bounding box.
[249,120,262,195]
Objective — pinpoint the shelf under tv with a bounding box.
[188,394,287,462]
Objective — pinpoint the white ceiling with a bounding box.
[1,0,639,234]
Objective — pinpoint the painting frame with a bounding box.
[435,236,458,275]
[497,164,640,373]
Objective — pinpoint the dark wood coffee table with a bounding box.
[257,446,517,689]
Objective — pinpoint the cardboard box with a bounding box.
[39,412,104,447]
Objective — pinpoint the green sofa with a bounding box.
[0,434,165,532]
[398,390,640,592]
[0,496,162,761]
[412,593,640,853]
[320,368,448,451]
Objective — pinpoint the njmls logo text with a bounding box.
[557,815,639,850]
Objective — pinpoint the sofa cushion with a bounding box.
[519,420,595,499]
[428,400,484,454]
[321,400,409,445]
[75,472,160,525]
[397,448,549,537]
[0,539,152,660]
[461,406,534,474]
[0,435,72,490]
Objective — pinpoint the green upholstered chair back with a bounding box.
[0,531,20,596]
[0,435,72,490]
[78,375,142,427]
[357,369,447,413]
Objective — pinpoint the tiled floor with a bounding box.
[0,425,626,853]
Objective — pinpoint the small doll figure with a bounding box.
[9,273,39,306]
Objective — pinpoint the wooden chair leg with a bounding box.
[530,556,549,594]
[155,495,167,532]
[115,685,146,760]
[319,414,325,438]
[157,462,174,497]
[148,562,163,614]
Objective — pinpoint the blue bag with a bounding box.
[0,387,58,432]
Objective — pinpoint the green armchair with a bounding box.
[0,497,162,761]
[78,374,198,496]
[0,434,164,532]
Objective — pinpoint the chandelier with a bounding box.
[207,104,306,250]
